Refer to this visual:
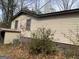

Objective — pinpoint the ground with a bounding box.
[0,43,77,59]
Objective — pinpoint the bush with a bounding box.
[13,39,21,46]
[64,48,77,59]
[29,28,57,54]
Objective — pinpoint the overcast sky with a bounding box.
[24,0,79,12]
[0,0,79,19]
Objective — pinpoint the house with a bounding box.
[11,9,79,45]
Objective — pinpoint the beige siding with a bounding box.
[11,15,28,30]
[11,15,32,37]
[31,16,79,44]
[4,32,20,44]
[11,14,79,44]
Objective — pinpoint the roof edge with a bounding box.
[12,8,79,21]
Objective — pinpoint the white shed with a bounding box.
[0,28,21,44]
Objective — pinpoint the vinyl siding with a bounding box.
[11,14,79,44]
[4,32,20,44]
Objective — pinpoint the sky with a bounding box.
[0,10,2,15]
[0,9,2,20]
[24,0,79,13]
[0,0,79,19]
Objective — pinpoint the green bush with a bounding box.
[29,28,57,54]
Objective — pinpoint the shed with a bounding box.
[0,28,21,44]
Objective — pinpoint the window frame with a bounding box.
[26,18,31,31]
[15,20,18,29]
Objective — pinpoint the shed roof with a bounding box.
[0,28,21,33]
[13,8,79,20]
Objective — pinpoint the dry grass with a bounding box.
[0,44,73,59]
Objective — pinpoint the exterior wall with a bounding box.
[31,14,79,44]
[11,15,27,30]
[11,15,31,37]
[11,14,79,44]
[4,32,20,44]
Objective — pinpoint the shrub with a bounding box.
[64,49,74,58]
[13,39,21,46]
[29,28,57,54]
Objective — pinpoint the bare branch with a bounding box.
[69,0,78,9]
[56,0,78,10]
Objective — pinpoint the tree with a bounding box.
[0,0,16,27]
[0,0,27,28]
[56,0,78,10]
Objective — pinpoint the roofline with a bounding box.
[12,9,38,20]
[38,9,79,18]
[12,8,79,21]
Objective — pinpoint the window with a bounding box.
[15,20,18,29]
[26,19,31,31]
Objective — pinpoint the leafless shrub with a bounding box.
[62,25,79,59]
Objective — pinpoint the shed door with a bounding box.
[0,31,5,43]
